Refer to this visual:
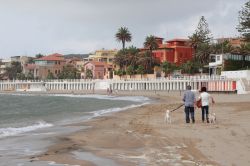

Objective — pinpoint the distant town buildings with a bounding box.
[23,53,65,79]
[87,49,118,65]
[20,51,116,80]
[1,35,249,81]
[0,59,11,76]
[209,53,250,75]
[82,61,113,79]
[216,37,245,48]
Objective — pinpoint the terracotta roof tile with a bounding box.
[36,53,65,61]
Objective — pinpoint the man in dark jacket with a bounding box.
[183,85,196,123]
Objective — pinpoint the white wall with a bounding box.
[209,54,223,67]
[236,80,247,94]
[221,70,250,80]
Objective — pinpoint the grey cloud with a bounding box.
[0,0,246,58]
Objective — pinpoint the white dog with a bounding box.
[164,110,171,124]
[208,113,216,124]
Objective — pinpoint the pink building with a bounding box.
[83,61,113,79]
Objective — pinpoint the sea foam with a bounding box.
[0,121,53,138]
[48,94,150,102]
[92,103,148,117]
[1,93,151,102]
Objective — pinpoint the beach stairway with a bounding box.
[94,80,110,90]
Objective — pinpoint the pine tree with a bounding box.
[237,0,250,42]
[189,16,213,66]
[195,16,212,44]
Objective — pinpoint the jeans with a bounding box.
[201,105,209,122]
[185,106,195,123]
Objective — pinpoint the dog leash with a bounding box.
[170,104,184,112]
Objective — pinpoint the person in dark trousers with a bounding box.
[198,87,215,123]
[182,85,196,123]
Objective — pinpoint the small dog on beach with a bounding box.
[208,113,216,124]
[164,110,171,124]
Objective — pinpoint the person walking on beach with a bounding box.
[182,85,196,123]
[198,87,215,123]
[107,88,110,95]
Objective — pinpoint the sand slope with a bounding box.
[34,92,250,166]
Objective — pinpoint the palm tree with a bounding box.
[161,61,171,77]
[114,46,139,72]
[126,46,139,67]
[138,51,157,74]
[144,35,159,52]
[126,65,134,78]
[114,49,127,70]
[143,35,159,73]
[115,27,132,50]
[136,65,145,79]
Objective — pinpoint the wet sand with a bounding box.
[32,91,250,166]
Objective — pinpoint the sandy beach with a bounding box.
[31,91,250,166]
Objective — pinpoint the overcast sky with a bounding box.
[0,0,247,58]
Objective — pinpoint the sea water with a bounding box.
[0,93,150,166]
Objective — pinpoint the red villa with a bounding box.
[143,37,194,65]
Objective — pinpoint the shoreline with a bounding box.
[0,92,151,139]
[31,92,250,166]
[2,91,250,166]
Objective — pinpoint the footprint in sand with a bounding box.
[231,130,237,136]
[116,144,203,166]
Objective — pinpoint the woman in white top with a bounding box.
[199,87,215,123]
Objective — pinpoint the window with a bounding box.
[246,56,250,61]
[210,55,216,62]
[217,56,220,61]
[55,70,57,74]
